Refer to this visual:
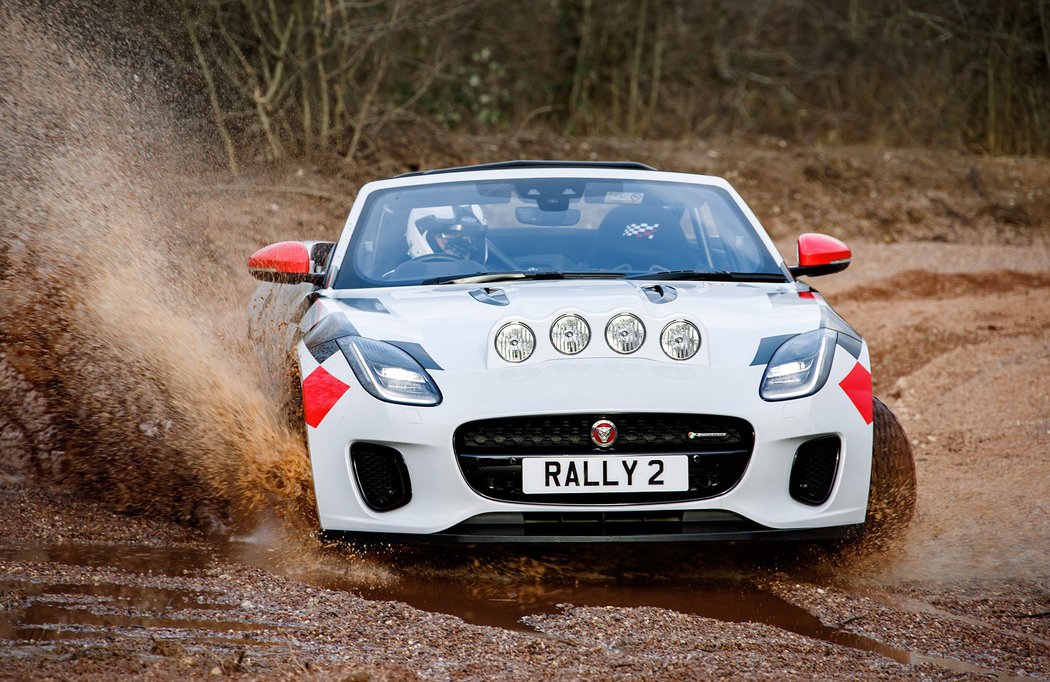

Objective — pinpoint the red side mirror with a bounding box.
[249,241,321,284]
[790,233,851,278]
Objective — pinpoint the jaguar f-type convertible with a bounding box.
[248,161,915,544]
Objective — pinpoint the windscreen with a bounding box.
[333,177,783,288]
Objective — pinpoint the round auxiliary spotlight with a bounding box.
[605,313,646,354]
[550,314,591,355]
[660,319,701,360]
[494,321,535,363]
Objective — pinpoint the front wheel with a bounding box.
[866,397,917,539]
[831,397,917,558]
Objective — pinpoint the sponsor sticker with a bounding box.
[605,191,644,204]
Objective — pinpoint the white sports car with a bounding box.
[248,161,915,544]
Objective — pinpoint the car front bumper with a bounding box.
[301,345,873,540]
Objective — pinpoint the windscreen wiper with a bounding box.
[426,271,623,285]
[624,270,788,282]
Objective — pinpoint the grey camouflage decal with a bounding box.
[384,340,443,370]
[750,334,797,366]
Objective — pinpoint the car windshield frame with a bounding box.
[330,174,788,289]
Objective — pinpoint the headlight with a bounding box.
[760,329,837,401]
[605,313,646,354]
[550,314,590,355]
[660,320,700,360]
[338,337,442,406]
[495,322,535,363]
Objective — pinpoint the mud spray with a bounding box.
[0,6,314,533]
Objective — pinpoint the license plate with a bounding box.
[521,456,688,494]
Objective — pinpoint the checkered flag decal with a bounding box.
[622,222,659,239]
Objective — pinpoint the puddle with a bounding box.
[0,580,236,614]
[229,540,829,629]
[0,544,218,574]
[228,540,1032,679]
[0,541,1031,680]
[2,603,270,641]
[0,545,275,643]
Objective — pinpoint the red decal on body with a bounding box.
[302,366,349,428]
[839,362,873,425]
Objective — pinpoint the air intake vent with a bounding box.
[789,436,841,505]
[351,443,411,511]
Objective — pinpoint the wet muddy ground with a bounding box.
[0,484,1046,680]
[2,239,1048,680]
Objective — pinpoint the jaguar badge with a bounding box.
[591,419,617,448]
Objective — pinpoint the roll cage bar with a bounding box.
[395,160,658,178]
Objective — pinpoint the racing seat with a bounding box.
[586,204,694,271]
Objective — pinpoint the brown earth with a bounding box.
[2,5,1050,679]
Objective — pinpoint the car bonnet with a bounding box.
[306,279,829,372]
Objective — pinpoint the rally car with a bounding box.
[248,161,915,544]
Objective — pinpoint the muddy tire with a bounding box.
[867,397,917,536]
[833,397,917,556]
[248,281,311,433]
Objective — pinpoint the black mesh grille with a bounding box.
[351,443,411,511]
[789,436,841,505]
[455,413,751,455]
[454,413,754,505]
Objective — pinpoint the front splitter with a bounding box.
[320,522,862,545]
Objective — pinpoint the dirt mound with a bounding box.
[835,269,1050,303]
[834,273,1050,393]
[466,136,1050,246]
